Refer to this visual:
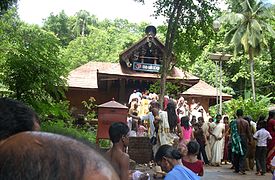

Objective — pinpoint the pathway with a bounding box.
[202,164,272,180]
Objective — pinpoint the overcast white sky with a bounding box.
[17,0,274,26]
[17,0,165,25]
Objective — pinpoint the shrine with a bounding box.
[66,26,231,113]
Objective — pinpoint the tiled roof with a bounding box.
[67,62,112,89]
[67,61,199,89]
[181,80,232,99]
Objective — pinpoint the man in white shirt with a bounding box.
[253,121,272,175]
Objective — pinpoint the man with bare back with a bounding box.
[106,122,130,180]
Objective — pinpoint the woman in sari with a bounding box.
[210,114,225,166]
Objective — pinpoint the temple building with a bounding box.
[66,26,231,113]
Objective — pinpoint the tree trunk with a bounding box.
[81,19,85,37]
[249,47,256,101]
[159,0,183,109]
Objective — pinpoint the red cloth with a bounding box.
[267,119,275,151]
[182,159,203,175]
[223,124,229,160]
[267,119,275,170]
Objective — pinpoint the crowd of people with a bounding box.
[0,95,274,180]
[125,89,275,179]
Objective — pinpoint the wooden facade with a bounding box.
[66,26,231,113]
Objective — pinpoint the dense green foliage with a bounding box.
[0,0,17,15]
[0,9,69,119]
[149,81,181,98]
[41,120,96,143]
[209,94,273,121]
[220,0,275,100]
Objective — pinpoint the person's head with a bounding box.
[191,116,197,125]
[181,116,190,129]
[155,145,182,172]
[223,116,229,124]
[208,117,213,123]
[268,110,275,121]
[151,108,159,117]
[257,120,267,129]
[187,140,200,155]
[243,116,252,125]
[236,109,243,118]
[193,123,200,131]
[149,101,160,112]
[109,122,130,147]
[0,132,119,180]
[177,142,187,157]
[198,117,204,127]
[216,114,222,122]
[0,98,40,141]
[192,99,195,104]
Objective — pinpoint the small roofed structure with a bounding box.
[180,80,232,111]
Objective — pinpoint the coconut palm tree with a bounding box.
[220,0,274,101]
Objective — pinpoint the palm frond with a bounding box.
[241,0,253,13]
[241,26,249,52]
[263,22,275,37]
[220,13,244,26]
[224,27,237,44]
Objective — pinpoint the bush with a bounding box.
[41,120,111,148]
[211,95,273,121]
[149,81,181,97]
[41,120,96,143]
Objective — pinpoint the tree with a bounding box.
[62,18,144,70]
[0,0,17,16]
[220,0,275,101]
[0,10,68,104]
[135,0,218,108]
[42,10,74,47]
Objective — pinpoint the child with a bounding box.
[182,140,204,176]
[253,121,272,176]
[193,122,209,165]
[137,119,148,137]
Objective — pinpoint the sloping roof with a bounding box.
[98,63,199,80]
[181,80,232,99]
[67,61,199,89]
[98,100,128,109]
[67,62,112,89]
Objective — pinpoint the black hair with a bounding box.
[257,120,267,129]
[181,116,190,130]
[216,114,222,119]
[244,116,253,124]
[0,132,116,180]
[109,122,129,143]
[0,98,39,140]
[223,116,229,121]
[193,123,199,128]
[155,144,182,162]
[187,140,200,155]
[166,101,178,132]
[236,109,243,117]
[267,110,275,122]
[198,117,204,122]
